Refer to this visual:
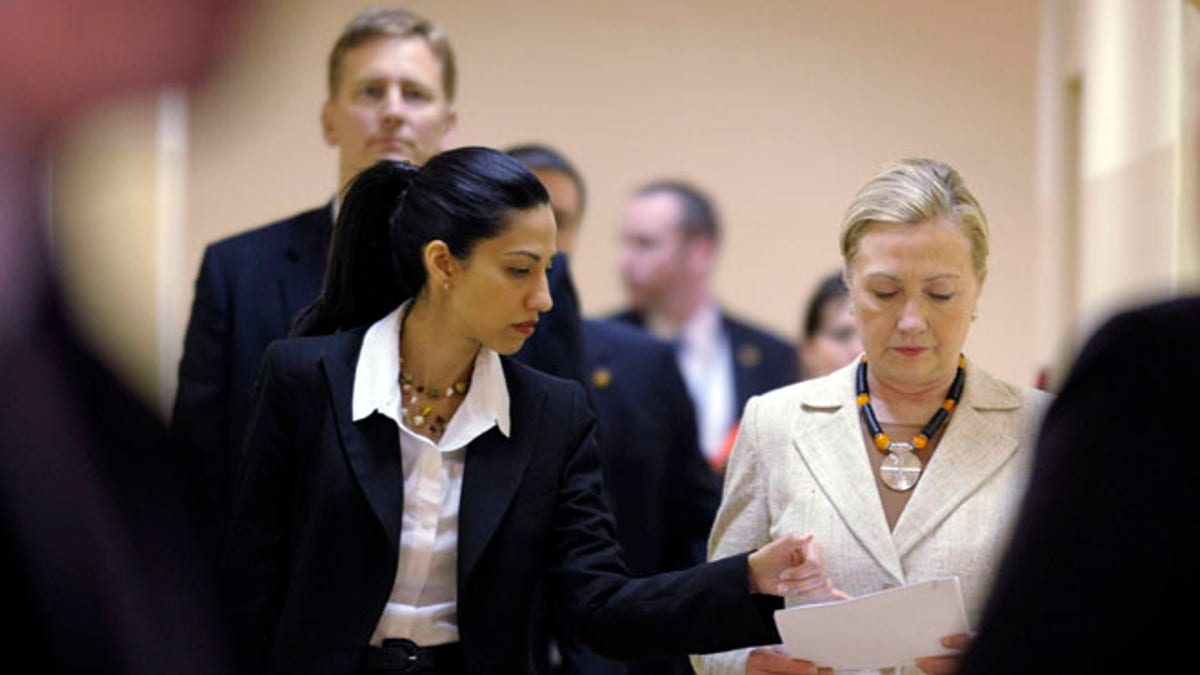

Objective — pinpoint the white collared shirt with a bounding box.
[649,300,735,462]
[352,302,510,646]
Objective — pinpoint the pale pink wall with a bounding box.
[182,0,1041,387]
[1036,0,1199,388]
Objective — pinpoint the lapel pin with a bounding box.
[736,344,762,368]
[591,367,612,389]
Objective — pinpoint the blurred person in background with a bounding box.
[693,159,1051,675]
[613,182,798,470]
[799,271,862,379]
[509,143,720,675]
[712,271,864,473]
[0,0,244,671]
[172,6,582,552]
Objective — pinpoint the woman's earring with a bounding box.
[443,280,450,292]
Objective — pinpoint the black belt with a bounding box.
[363,639,466,674]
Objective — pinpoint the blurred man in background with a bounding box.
[614,182,798,469]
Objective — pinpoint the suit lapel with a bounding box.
[457,364,544,588]
[723,315,753,414]
[277,206,333,332]
[891,366,1021,558]
[321,331,404,554]
[792,373,905,583]
[724,313,780,419]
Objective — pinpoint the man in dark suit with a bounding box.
[509,144,721,675]
[1,0,242,671]
[613,181,798,472]
[173,7,458,545]
[959,297,1200,673]
[172,9,584,546]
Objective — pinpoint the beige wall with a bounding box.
[186,0,1041,382]
[55,0,1047,408]
[51,91,187,411]
[1036,0,1200,386]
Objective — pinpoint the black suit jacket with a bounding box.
[172,206,584,547]
[172,206,333,542]
[582,319,718,575]
[551,319,721,675]
[610,309,799,423]
[960,297,1200,673]
[225,328,781,675]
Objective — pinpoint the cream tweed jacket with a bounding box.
[691,359,1051,674]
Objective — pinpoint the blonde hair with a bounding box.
[840,158,989,283]
[327,7,456,101]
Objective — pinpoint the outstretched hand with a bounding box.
[747,533,846,599]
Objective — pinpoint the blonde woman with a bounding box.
[693,159,1051,675]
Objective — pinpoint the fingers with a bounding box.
[747,645,824,674]
[775,534,831,597]
[752,532,841,598]
[940,633,972,650]
[785,533,814,567]
[750,533,819,595]
[777,574,831,597]
[914,655,961,674]
[829,587,853,601]
[778,563,822,585]
[800,537,824,567]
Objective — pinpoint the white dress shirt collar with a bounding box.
[677,298,724,356]
[352,301,511,448]
[655,298,734,461]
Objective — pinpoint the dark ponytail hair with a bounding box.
[292,146,550,336]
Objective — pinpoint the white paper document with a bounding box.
[773,577,969,670]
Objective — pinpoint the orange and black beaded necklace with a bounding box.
[855,355,966,492]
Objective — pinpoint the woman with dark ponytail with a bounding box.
[225,147,835,675]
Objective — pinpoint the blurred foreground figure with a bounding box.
[960,296,1200,673]
[0,1,241,672]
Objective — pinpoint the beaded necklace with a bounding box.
[855,355,966,492]
[399,357,470,440]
